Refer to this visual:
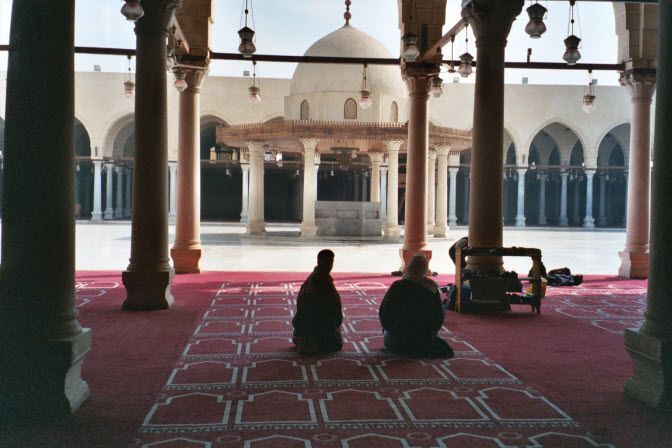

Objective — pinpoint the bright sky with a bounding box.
[0,0,620,85]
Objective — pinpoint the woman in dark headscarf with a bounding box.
[379,253,454,358]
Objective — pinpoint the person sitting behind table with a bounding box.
[292,249,343,356]
[379,253,454,358]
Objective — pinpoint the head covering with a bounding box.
[403,253,438,293]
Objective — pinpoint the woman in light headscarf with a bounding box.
[379,254,454,358]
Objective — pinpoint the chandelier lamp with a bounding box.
[249,61,261,103]
[582,70,596,113]
[458,24,473,78]
[446,35,457,74]
[359,64,373,109]
[238,0,257,58]
[120,0,144,22]
[401,0,420,63]
[173,68,187,92]
[430,76,444,98]
[563,0,582,65]
[525,1,548,39]
[123,54,135,97]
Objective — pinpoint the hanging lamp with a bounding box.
[582,70,596,113]
[401,0,420,62]
[238,0,257,58]
[359,64,373,109]
[563,0,581,65]
[447,35,457,74]
[173,68,187,92]
[120,0,144,21]
[458,24,473,78]
[249,61,261,103]
[525,1,548,39]
[123,54,135,97]
[430,76,444,98]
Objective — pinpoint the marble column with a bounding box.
[583,169,596,228]
[122,0,181,311]
[171,68,206,274]
[463,0,524,272]
[559,170,569,226]
[384,140,402,238]
[624,0,672,410]
[515,168,526,227]
[426,150,437,235]
[434,147,449,237]
[300,139,319,237]
[247,142,266,235]
[168,161,177,221]
[369,152,383,203]
[125,167,132,218]
[0,0,91,420]
[619,71,656,278]
[448,167,459,227]
[314,156,320,199]
[92,160,103,220]
[598,173,607,226]
[240,159,250,224]
[401,74,432,268]
[462,172,470,224]
[538,173,547,225]
[104,162,115,219]
[380,166,388,225]
[115,166,124,219]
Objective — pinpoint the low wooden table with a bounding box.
[454,246,544,314]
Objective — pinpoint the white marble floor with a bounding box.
[38,221,629,275]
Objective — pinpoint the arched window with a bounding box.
[300,100,310,120]
[390,101,399,122]
[344,98,357,120]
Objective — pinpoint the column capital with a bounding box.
[246,142,266,154]
[134,0,181,38]
[300,138,320,151]
[620,69,656,102]
[448,154,461,166]
[561,170,569,178]
[380,166,388,174]
[176,67,207,94]
[384,140,403,153]
[403,74,431,99]
[517,167,527,175]
[435,146,451,157]
[240,162,250,171]
[369,152,384,164]
[428,149,438,161]
[462,0,524,48]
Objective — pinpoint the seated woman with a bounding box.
[292,249,343,356]
[379,253,454,358]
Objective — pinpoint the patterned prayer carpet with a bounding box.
[4,272,671,448]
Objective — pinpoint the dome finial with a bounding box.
[344,0,352,26]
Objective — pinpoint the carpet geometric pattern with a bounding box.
[136,279,619,448]
[76,279,121,308]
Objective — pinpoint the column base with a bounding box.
[124,209,131,218]
[383,225,400,239]
[122,269,174,310]
[598,216,607,226]
[583,216,595,228]
[426,223,435,235]
[618,250,649,279]
[103,210,114,220]
[559,217,568,226]
[448,217,457,227]
[515,216,526,227]
[433,224,447,238]
[246,220,266,236]
[114,211,123,219]
[300,223,317,238]
[0,329,91,423]
[91,211,103,221]
[624,328,672,411]
[399,248,433,273]
[171,247,202,274]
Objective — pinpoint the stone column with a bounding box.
[624,1,672,410]
[0,0,91,420]
[314,156,320,199]
[362,170,368,201]
[380,166,388,225]
[448,166,459,227]
[384,140,402,238]
[300,138,319,237]
[560,170,569,226]
[401,74,432,268]
[171,68,206,274]
[247,142,266,235]
[463,0,524,271]
[434,147,449,237]
[583,169,596,228]
[426,150,437,235]
[515,168,526,227]
[125,167,132,218]
[168,161,177,221]
[92,160,103,220]
[104,162,115,219]
[619,71,656,278]
[240,158,250,224]
[122,0,181,311]
[462,171,470,224]
[369,152,383,203]
[573,174,581,225]
[538,173,547,225]
[598,172,607,226]
[115,166,124,219]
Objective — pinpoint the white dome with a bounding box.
[288,25,405,121]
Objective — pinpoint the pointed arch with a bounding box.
[390,101,399,122]
[344,98,357,120]
[74,117,92,157]
[300,100,310,120]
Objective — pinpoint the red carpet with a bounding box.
[3,272,671,448]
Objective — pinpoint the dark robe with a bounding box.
[379,279,453,358]
[292,267,343,355]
